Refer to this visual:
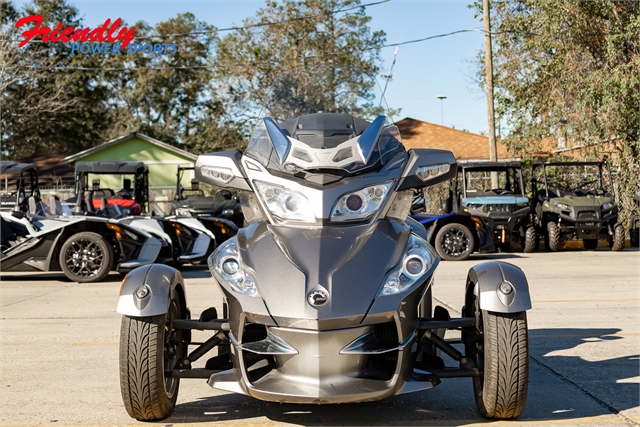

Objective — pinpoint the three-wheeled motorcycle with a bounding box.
[116,113,532,421]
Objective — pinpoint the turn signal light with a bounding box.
[106,223,123,239]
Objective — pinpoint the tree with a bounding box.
[472,0,639,226]
[1,0,111,159]
[215,0,388,122]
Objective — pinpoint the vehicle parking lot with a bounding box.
[1,247,638,427]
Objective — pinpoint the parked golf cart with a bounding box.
[0,161,160,282]
[170,166,242,243]
[531,161,623,251]
[411,185,494,261]
[72,161,215,266]
[458,161,535,252]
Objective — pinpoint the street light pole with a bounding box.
[436,95,446,125]
[484,0,499,188]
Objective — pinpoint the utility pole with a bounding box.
[484,0,499,188]
[436,95,446,125]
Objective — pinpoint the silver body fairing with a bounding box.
[210,219,438,404]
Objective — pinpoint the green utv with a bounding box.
[531,161,624,252]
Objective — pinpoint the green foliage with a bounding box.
[472,0,640,226]
[215,0,388,122]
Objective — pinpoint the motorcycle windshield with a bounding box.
[245,113,405,177]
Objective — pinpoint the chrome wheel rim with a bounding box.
[64,239,104,278]
[440,228,470,257]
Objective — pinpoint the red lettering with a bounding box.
[59,27,74,42]
[116,27,136,49]
[49,22,63,42]
[72,27,91,43]
[106,18,121,43]
[15,15,136,48]
[15,15,44,47]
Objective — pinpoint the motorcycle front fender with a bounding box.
[116,264,187,317]
[466,261,531,313]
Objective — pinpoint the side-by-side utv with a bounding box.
[531,161,623,251]
[458,162,535,252]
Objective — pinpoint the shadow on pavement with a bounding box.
[164,327,637,425]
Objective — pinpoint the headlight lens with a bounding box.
[380,234,437,296]
[208,237,258,297]
[556,203,568,210]
[254,181,315,222]
[602,202,613,210]
[331,182,393,222]
[175,208,192,216]
[200,166,234,185]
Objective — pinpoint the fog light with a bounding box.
[498,281,513,295]
[222,258,239,275]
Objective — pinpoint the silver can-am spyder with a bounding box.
[117,113,532,421]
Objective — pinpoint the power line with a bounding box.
[23,28,485,72]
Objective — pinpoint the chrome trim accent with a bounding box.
[229,330,298,355]
[339,330,416,355]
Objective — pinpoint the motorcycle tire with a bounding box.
[473,310,529,419]
[119,295,184,421]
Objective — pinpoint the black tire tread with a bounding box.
[610,224,624,252]
[476,311,529,419]
[546,221,561,252]
[523,226,537,253]
[119,314,177,421]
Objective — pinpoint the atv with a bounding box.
[532,161,623,251]
[458,161,535,252]
[170,166,242,244]
[116,112,531,421]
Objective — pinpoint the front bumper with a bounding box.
[208,322,432,404]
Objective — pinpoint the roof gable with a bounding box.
[62,132,197,164]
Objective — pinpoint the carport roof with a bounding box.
[75,161,148,174]
[62,132,197,164]
[0,161,37,175]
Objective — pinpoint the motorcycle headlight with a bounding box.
[175,208,192,217]
[602,202,613,210]
[331,182,393,222]
[556,203,568,210]
[254,181,315,222]
[379,234,437,296]
[208,237,258,297]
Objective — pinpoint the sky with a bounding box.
[16,0,490,134]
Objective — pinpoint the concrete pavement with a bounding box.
[1,247,638,426]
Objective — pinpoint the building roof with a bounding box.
[395,117,511,160]
[62,132,197,164]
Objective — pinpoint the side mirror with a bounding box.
[195,151,251,191]
[397,149,457,191]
